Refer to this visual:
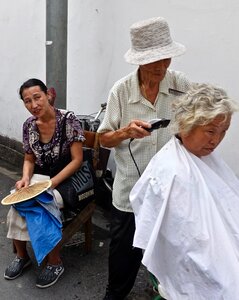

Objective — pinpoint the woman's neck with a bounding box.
[36,107,56,143]
[37,106,56,123]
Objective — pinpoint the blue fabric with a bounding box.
[14,192,62,265]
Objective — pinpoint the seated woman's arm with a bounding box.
[50,141,83,189]
[15,153,36,189]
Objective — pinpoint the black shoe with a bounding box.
[36,263,64,289]
[4,256,31,280]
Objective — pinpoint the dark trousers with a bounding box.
[107,206,143,299]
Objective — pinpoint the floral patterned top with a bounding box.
[23,108,85,174]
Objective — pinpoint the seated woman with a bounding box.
[4,78,84,288]
[130,83,239,299]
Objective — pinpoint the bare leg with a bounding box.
[46,241,62,265]
[13,239,29,258]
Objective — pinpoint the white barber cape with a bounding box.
[130,136,239,300]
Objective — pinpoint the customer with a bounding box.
[130,83,239,299]
[98,17,191,299]
[4,78,84,288]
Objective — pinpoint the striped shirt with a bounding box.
[98,69,191,212]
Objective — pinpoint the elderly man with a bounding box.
[98,17,191,300]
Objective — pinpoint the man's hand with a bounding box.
[124,119,152,140]
[99,119,152,148]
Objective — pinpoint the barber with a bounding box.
[98,16,191,300]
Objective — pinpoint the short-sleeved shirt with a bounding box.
[23,108,84,172]
[98,69,191,212]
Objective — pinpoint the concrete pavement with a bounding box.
[0,159,154,300]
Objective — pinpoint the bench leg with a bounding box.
[61,202,96,252]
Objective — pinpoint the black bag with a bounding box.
[56,158,96,210]
[54,112,96,210]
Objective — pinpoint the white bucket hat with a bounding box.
[124,17,186,65]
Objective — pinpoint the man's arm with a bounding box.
[99,119,151,148]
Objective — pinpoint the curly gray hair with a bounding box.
[171,83,239,135]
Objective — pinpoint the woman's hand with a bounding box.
[15,177,30,190]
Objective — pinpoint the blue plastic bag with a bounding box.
[14,192,62,265]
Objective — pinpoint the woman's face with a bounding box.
[22,85,50,117]
[180,115,231,157]
[139,58,171,81]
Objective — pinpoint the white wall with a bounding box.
[0,0,46,141]
[67,0,239,174]
[0,1,238,174]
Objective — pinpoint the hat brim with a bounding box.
[1,180,52,205]
[124,41,186,65]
